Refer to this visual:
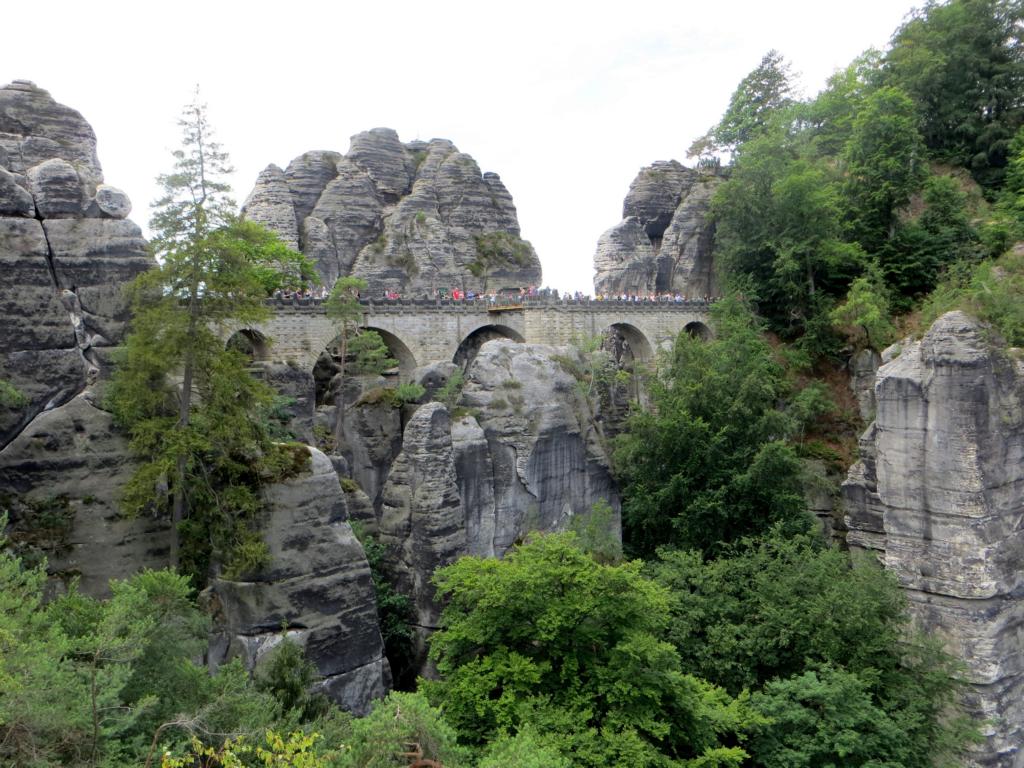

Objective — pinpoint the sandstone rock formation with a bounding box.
[594,161,720,298]
[456,339,620,557]
[207,447,388,713]
[242,128,541,296]
[842,311,1024,766]
[371,341,620,672]
[378,403,465,654]
[0,391,171,596]
[0,80,150,450]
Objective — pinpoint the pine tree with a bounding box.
[108,91,307,579]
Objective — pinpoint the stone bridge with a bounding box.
[229,297,714,377]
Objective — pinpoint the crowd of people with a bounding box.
[269,283,716,304]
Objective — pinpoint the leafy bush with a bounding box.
[921,246,1024,346]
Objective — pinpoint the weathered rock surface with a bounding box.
[0,391,171,596]
[242,130,541,296]
[0,80,103,193]
[842,311,1024,766]
[848,348,881,423]
[594,161,720,297]
[0,81,151,450]
[208,446,388,714]
[0,166,34,216]
[241,165,300,251]
[378,403,465,641]
[456,340,621,556]
[27,158,83,217]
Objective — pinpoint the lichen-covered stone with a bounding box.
[0,166,33,216]
[458,340,621,555]
[92,185,132,219]
[43,218,150,343]
[378,403,465,640]
[842,311,1024,765]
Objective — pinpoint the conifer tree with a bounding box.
[109,92,307,578]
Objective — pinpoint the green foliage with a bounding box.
[646,531,977,765]
[255,637,330,722]
[161,730,329,768]
[830,270,897,349]
[568,499,623,565]
[882,174,985,302]
[433,367,464,410]
[469,231,535,284]
[107,95,299,584]
[348,331,398,376]
[615,297,811,557]
[712,131,864,342]
[354,529,416,691]
[842,86,928,251]
[340,691,469,768]
[0,379,27,409]
[394,381,426,404]
[223,219,319,294]
[883,0,1024,190]
[691,50,794,157]
[425,533,758,766]
[921,244,1024,345]
[476,726,571,768]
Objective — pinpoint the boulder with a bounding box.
[27,158,83,217]
[92,185,132,219]
[0,80,103,193]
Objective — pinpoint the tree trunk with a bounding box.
[170,252,202,569]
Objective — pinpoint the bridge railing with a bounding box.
[263,295,718,312]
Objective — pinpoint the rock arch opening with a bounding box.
[453,324,526,370]
[226,329,270,362]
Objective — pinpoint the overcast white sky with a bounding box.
[9,0,919,293]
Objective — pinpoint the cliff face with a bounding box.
[0,80,150,450]
[842,311,1024,766]
[242,128,542,296]
[0,80,161,591]
[374,341,620,672]
[593,161,720,297]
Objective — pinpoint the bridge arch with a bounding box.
[684,321,712,341]
[312,327,418,405]
[226,329,271,362]
[364,327,418,378]
[604,322,654,364]
[453,324,526,369]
